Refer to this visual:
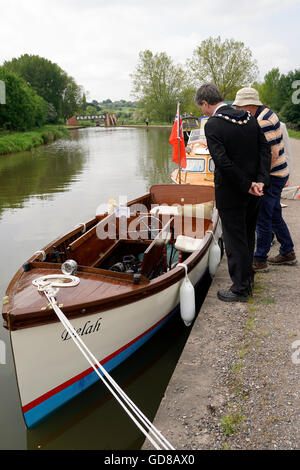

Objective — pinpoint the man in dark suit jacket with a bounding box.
[195,84,271,302]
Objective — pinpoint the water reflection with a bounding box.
[0,137,88,219]
[0,127,175,221]
[136,128,177,187]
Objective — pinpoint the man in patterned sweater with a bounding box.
[233,87,297,271]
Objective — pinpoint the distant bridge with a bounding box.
[67,114,118,127]
[76,114,105,121]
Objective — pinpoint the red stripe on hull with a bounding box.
[22,309,172,413]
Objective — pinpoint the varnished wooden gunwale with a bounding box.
[150,184,214,205]
[3,218,99,296]
[3,220,217,331]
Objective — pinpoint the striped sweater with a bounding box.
[255,106,289,178]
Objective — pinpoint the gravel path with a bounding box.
[143,138,300,451]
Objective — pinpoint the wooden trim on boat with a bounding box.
[3,216,217,332]
[150,184,215,205]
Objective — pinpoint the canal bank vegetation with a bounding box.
[1,54,85,127]
[288,129,300,139]
[0,54,86,155]
[0,125,69,155]
[1,40,299,154]
[0,67,50,132]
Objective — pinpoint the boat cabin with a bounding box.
[171,128,215,185]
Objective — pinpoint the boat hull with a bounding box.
[11,251,209,428]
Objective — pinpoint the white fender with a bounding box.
[208,240,221,278]
[178,264,196,327]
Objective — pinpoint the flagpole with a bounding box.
[169,101,186,182]
[177,101,181,184]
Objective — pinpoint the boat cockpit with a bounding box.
[29,185,215,284]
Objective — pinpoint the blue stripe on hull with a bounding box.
[24,307,178,428]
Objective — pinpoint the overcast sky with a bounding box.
[1,0,299,101]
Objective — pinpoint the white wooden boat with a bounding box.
[2,184,221,428]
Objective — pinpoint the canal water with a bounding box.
[0,127,210,450]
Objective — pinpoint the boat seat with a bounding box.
[177,200,214,220]
[150,201,214,220]
[150,184,215,207]
[174,235,203,253]
[150,205,179,216]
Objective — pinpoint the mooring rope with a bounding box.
[34,276,175,451]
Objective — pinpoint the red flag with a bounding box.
[169,106,186,168]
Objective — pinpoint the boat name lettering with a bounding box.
[61,317,102,341]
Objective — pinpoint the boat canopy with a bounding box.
[182,116,200,131]
[187,129,206,144]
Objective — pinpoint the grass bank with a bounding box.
[0,125,70,155]
[288,129,300,140]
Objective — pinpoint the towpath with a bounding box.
[143,138,300,451]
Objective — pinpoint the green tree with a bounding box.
[279,69,300,127]
[188,36,258,100]
[0,67,47,131]
[4,55,66,118]
[253,68,282,112]
[131,50,189,122]
[26,86,48,127]
[45,103,58,124]
[254,68,300,128]
[3,54,83,120]
[85,105,98,116]
[62,77,84,120]
[179,86,204,116]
